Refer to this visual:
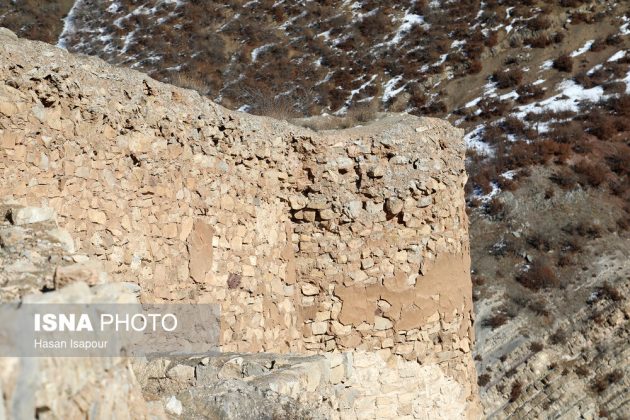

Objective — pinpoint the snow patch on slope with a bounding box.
[570,40,594,57]
[382,75,405,103]
[515,80,604,116]
[57,0,86,48]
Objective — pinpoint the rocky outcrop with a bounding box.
[0,198,162,419]
[0,27,480,418]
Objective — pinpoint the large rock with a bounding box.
[8,206,56,225]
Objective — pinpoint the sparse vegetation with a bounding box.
[509,381,523,402]
[482,312,510,329]
[493,69,524,89]
[478,373,491,387]
[599,282,623,302]
[4,2,630,416]
[517,259,560,290]
[592,370,624,394]
[572,161,608,187]
[553,54,573,73]
[549,328,568,345]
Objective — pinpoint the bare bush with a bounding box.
[527,34,552,48]
[549,328,568,344]
[517,259,560,290]
[478,373,491,386]
[560,0,585,6]
[527,16,551,31]
[590,38,606,52]
[516,83,545,104]
[553,54,573,73]
[574,364,590,377]
[486,197,506,220]
[592,370,624,394]
[509,381,523,402]
[493,69,524,89]
[482,312,510,329]
[572,161,608,187]
[600,282,622,302]
[549,168,577,190]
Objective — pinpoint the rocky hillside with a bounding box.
[1,0,629,417]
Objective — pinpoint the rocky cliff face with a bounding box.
[0,28,480,419]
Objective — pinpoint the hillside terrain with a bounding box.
[1,0,630,417]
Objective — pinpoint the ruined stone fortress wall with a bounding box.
[0,28,480,418]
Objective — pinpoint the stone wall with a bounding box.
[0,27,480,418]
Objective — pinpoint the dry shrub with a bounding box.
[552,32,565,44]
[592,370,624,394]
[573,364,589,377]
[529,341,544,353]
[508,141,540,168]
[548,121,584,144]
[465,39,485,61]
[527,296,551,317]
[589,38,606,52]
[517,83,545,104]
[527,232,551,251]
[501,117,526,135]
[482,313,510,329]
[486,197,506,220]
[600,282,622,302]
[240,87,301,120]
[478,98,510,118]
[475,171,494,194]
[571,138,592,155]
[617,216,630,231]
[587,111,617,140]
[509,381,523,402]
[563,236,584,253]
[527,34,552,48]
[485,31,499,48]
[493,69,524,89]
[422,100,447,115]
[527,16,551,31]
[345,101,379,124]
[468,60,483,74]
[540,139,571,163]
[171,72,212,95]
[603,81,626,94]
[610,179,629,196]
[517,259,560,290]
[549,328,568,344]
[562,222,602,240]
[572,160,608,187]
[553,54,573,73]
[557,253,574,267]
[472,275,486,286]
[478,373,491,386]
[560,0,585,6]
[574,72,595,88]
[357,12,393,37]
[610,94,630,117]
[0,0,71,43]
[497,176,518,191]
[570,12,594,24]
[605,148,630,176]
[605,34,621,46]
